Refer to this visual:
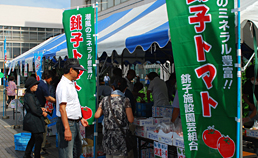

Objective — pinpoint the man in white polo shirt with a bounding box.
[56,58,89,158]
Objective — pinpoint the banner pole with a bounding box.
[2,62,5,116]
[2,37,9,119]
[2,38,6,117]
[93,2,99,158]
[236,0,242,157]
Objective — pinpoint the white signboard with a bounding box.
[154,141,168,158]
[28,58,33,72]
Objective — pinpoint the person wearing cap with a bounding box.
[35,70,56,155]
[23,77,48,158]
[56,58,89,158]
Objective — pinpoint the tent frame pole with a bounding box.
[236,0,242,157]
[94,2,99,158]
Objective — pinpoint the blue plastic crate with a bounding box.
[137,103,146,110]
[15,142,34,151]
[14,133,31,143]
[136,111,152,117]
[15,144,27,151]
[14,133,33,151]
[136,103,153,117]
[136,103,153,111]
[15,141,29,146]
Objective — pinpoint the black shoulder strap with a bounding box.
[108,96,126,135]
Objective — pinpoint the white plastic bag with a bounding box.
[10,99,23,108]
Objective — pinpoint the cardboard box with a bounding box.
[147,131,159,141]
[153,106,173,118]
[159,107,164,117]
[158,130,173,145]
[133,117,153,126]
[152,106,161,117]
[135,130,147,137]
[173,132,184,148]
[164,107,173,118]
[135,125,156,132]
[154,141,168,158]
[152,107,155,117]
[153,117,171,125]
[246,129,258,138]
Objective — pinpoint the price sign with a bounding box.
[154,141,168,158]
[177,147,186,158]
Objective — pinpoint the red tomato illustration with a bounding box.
[36,75,40,81]
[81,107,93,120]
[202,128,222,149]
[217,136,235,158]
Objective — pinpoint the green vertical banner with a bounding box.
[63,7,96,125]
[166,1,237,158]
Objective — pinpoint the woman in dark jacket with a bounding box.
[23,77,48,158]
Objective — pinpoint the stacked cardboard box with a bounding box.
[147,130,184,148]
[133,117,171,138]
[134,117,154,137]
[152,106,173,118]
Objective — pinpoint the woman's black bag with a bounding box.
[108,96,135,151]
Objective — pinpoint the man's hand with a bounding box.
[80,118,89,127]
[42,112,48,117]
[64,129,72,141]
[41,107,47,112]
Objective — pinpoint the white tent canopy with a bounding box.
[7,0,258,67]
[237,0,258,50]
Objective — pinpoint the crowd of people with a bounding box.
[2,56,182,158]
[15,57,258,157]
[17,59,180,157]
